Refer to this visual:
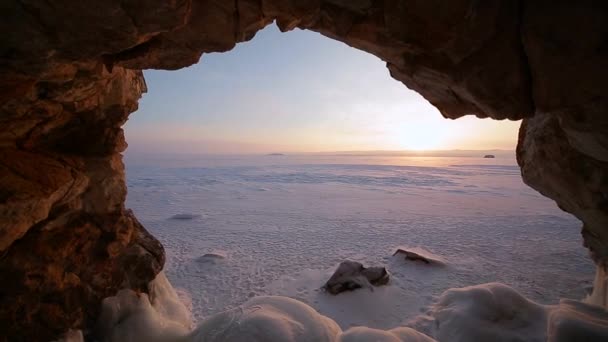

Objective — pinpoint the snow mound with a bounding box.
[99,273,608,342]
[99,274,340,342]
[190,296,342,342]
[338,327,435,342]
[169,213,201,220]
[430,282,548,342]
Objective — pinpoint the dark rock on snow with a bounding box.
[324,261,389,295]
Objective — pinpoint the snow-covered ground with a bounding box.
[124,153,594,332]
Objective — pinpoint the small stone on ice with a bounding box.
[196,251,227,263]
[393,248,443,265]
[169,213,201,220]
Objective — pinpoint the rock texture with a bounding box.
[0,62,164,341]
[323,261,390,295]
[0,0,607,340]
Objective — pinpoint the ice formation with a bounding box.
[189,296,342,342]
[585,265,608,308]
[98,273,608,342]
[98,273,192,342]
[429,282,548,342]
[99,273,341,342]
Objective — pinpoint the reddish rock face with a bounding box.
[0,0,607,340]
[0,61,164,341]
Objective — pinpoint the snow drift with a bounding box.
[430,282,548,342]
[98,272,608,342]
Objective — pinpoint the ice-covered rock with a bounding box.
[323,261,389,295]
[430,282,548,342]
[425,282,608,342]
[195,251,227,263]
[98,272,192,342]
[393,248,445,266]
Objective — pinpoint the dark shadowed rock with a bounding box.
[323,261,389,295]
[362,266,391,286]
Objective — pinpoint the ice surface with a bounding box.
[121,153,599,339]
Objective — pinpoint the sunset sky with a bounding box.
[124,24,520,154]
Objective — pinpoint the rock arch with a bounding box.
[1,1,607,340]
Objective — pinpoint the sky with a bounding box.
[124,24,520,154]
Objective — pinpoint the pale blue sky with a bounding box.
[124,24,520,154]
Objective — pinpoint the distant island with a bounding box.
[483,154,496,158]
[266,153,285,156]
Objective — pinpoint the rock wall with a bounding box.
[0,63,164,341]
[0,0,607,340]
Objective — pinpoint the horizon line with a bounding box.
[124,148,516,156]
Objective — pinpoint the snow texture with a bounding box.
[116,153,604,341]
[98,274,608,342]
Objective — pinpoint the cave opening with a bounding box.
[2,2,608,341]
[119,23,593,335]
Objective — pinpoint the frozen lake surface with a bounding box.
[125,153,594,330]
